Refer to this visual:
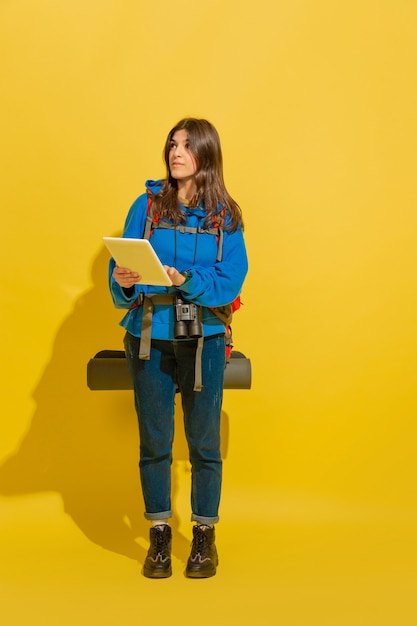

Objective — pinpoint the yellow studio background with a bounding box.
[1,1,417,624]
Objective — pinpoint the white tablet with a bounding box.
[103,237,173,286]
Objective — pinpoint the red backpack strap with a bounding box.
[143,190,159,240]
[231,295,241,312]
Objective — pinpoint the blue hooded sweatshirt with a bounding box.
[109,180,248,340]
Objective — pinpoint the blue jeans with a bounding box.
[124,332,226,525]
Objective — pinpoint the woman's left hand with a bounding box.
[164,266,186,287]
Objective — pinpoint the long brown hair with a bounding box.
[152,118,243,231]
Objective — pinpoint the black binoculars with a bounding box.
[173,295,203,339]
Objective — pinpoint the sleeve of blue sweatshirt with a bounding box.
[178,222,248,308]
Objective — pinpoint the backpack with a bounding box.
[143,190,241,360]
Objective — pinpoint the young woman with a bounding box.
[109,118,248,578]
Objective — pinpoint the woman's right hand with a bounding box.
[112,266,141,288]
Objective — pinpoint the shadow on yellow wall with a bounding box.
[0,247,230,564]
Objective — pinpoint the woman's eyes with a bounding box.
[169,142,189,150]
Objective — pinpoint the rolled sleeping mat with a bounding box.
[87,350,251,390]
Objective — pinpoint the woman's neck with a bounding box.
[177,178,197,202]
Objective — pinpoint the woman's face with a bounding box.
[168,129,198,184]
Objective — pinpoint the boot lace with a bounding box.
[191,526,210,561]
[150,527,169,559]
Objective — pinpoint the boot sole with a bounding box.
[185,560,218,578]
[143,567,172,579]
[185,569,217,578]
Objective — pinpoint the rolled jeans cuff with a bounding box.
[145,510,172,521]
[191,513,219,525]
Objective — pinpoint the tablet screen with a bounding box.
[103,237,173,286]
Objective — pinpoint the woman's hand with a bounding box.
[164,266,186,287]
[113,266,141,288]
